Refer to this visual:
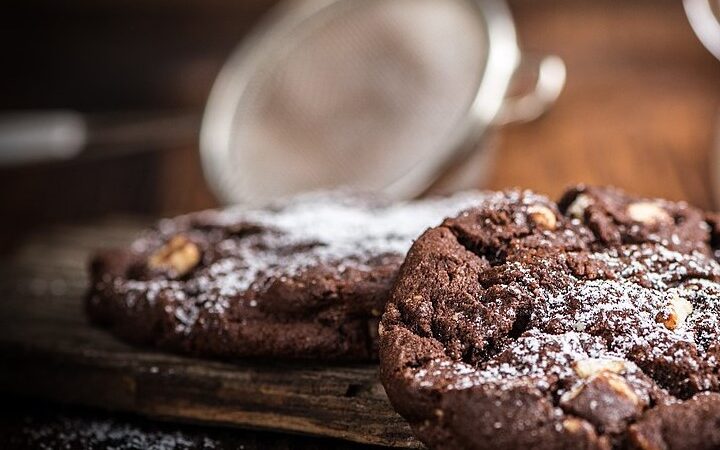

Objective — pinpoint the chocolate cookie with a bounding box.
[87,191,485,360]
[379,186,720,449]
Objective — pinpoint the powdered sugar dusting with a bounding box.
[213,190,489,267]
[21,416,217,450]
[413,244,720,396]
[404,191,720,405]
[107,191,488,335]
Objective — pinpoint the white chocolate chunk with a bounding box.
[573,358,626,378]
[627,201,672,225]
[527,205,557,230]
[659,294,693,331]
[567,194,592,219]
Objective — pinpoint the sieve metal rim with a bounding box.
[200,0,520,205]
[684,0,720,61]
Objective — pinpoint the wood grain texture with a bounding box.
[0,400,383,450]
[0,222,418,448]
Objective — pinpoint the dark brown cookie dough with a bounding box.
[379,186,720,449]
[87,191,485,360]
[704,211,720,262]
[558,185,710,254]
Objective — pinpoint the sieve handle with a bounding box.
[493,53,566,126]
[0,110,199,167]
[0,111,87,166]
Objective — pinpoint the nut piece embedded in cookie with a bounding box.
[566,194,592,219]
[628,425,664,450]
[604,374,642,406]
[626,202,672,225]
[562,417,592,434]
[148,235,201,277]
[573,358,627,378]
[562,417,608,445]
[561,373,643,433]
[527,205,557,229]
[656,294,693,331]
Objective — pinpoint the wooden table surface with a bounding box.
[0,399,383,450]
[151,0,720,214]
[491,0,720,210]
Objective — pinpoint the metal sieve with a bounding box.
[201,0,566,205]
[0,0,564,206]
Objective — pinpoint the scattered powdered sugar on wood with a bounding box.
[21,416,217,450]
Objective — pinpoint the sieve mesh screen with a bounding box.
[224,0,488,202]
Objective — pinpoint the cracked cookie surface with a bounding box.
[379,186,720,449]
[87,191,485,360]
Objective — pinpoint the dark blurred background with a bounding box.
[1,0,719,251]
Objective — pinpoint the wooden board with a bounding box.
[0,221,418,448]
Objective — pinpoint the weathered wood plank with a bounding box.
[0,222,418,448]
